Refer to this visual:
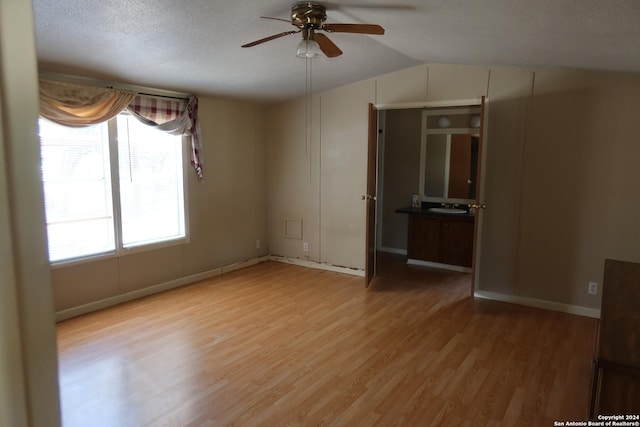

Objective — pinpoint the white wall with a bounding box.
[266,63,640,311]
[0,75,31,427]
[320,81,375,269]
[266,64,493,271]
[265,96,322,261]
[0,0,61,424]
[267,80,376,270]
[52,97,269,313]
[479,67,533,295]
[517,69,640,307]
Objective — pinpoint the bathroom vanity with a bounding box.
[381,101,484,274]
[393,104,481,272]
[396,206,474,271]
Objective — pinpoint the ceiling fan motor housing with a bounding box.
[291,2,327,29]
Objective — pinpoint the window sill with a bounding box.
[50,236,189,270]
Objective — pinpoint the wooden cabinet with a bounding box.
[590,259,640,417]
[407,214,474,268]
[407,216,440,262]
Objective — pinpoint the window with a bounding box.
[116,115,186,247]
[39,114,186,263]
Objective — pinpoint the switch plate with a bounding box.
[303,242,309,252]
[588,281,598,295]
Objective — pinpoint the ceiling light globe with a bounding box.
[296,39,322,58]
[437,116,451,128]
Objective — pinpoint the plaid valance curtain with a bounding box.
[38,79,203,178]
[127,95,202,178]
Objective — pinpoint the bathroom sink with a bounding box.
[428,207,467,214]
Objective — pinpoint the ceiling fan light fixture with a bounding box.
[296,39,322,58]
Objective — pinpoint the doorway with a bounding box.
[368,99,486,294]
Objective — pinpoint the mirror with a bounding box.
[419,107,481,203]
[423,134,479,200]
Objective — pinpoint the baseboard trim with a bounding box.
[407,258,472,273]
[221,256,270,274]
[55,256,270,322]
[474,290,601,319]
[269,255,365,277]
[55,255,599,321]
[378,246,407,256]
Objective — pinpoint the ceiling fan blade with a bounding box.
[322,2,415,11]
[241,31,299,48]
[322,23,385,35]
[260,16,292,23]
[315,34,343,58]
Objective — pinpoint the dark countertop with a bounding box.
[396,205,475,220]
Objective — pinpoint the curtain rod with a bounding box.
[39,71,192,100]
[110,88,188,101]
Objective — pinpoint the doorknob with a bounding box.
[468,203,486,209]
[361,194,377,201]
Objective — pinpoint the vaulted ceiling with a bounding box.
[32,0,640,102]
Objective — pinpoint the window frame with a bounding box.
[42,114,190,268]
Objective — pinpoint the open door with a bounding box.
[364,103,378,287]
[469,96,487,296]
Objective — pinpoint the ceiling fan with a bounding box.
[241,1,385,58]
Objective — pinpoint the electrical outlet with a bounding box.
[256,239,261,249]
[588,281,598,295]
[303,242,309,252]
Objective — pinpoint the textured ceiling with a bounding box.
[32,0,640,102]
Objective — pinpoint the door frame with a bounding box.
[369,98,489,294]
[365,103,378,287]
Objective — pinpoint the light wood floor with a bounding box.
[57,256,598,426]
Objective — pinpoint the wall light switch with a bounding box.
[588,281,598,295]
